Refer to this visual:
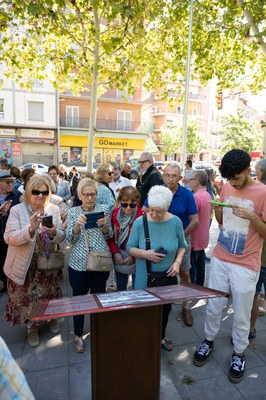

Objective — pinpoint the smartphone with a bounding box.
[0,200,12,211]
[42,215,53,228]
[85,211,105,229]
[211,201,233,208]
[155,246,168,255]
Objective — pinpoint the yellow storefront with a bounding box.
[59,131,158,166]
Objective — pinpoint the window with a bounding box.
[28,101,44,121]
[117,110,132,131]
[0,98,4,119]
[66,106,79,127]
[117,89,133,100]
[32,79,43,88]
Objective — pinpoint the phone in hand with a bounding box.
[211,201,233,208]
[42,215,53,228]
[155,246,168,255]
[0,200,12,211]
[85,211,105,229]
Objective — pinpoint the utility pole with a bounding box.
[181,0,194,172]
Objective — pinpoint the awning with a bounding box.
[60,130,159,153]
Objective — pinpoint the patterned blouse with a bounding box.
[66,204,113,272]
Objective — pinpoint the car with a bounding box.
[129,166,139,179]
[193,162,212,170]
[19,163,49,173]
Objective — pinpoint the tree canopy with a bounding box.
[216,109,262,154]
[0,0,265,93]
[0,0,265,167]
[160,121,204,157]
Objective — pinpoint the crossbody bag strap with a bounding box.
[80,207,91,254]
[143,214,151,274]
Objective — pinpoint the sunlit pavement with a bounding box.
[1,220,266,399]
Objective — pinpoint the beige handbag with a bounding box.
[82,224,113,272]
[37,249,65,271]
[36,236,65,271]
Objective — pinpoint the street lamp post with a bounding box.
[181,0,194,171]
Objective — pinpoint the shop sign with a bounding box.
[21,129,55,139]
[0,129,15,137]
[12,142,21,156]
[94,137,145,150]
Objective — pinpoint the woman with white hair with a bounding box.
[127,185,186,351]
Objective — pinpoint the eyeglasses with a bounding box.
[31,190,49,196]
[138,160,150,165]
[121,203,137,209]
[0,180,14,184]
[107,172,114,176]
[82,192,97,197]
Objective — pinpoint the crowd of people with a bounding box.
[0,149,265,389]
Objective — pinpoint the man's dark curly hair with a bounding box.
[219,149,251,179]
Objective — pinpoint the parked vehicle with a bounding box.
[193,162,212,170]
[19,163,49,173]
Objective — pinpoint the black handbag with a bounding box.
[142,215,177,288]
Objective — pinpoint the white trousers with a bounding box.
[205,257,259,354]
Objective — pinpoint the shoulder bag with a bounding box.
[36,232,65,271]
[114,249,136,275]
[82,224,113,272]
[143,215,176,287]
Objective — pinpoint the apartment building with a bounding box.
[59,86,158,167]
[0,65,58,166]
[143,80,214,162]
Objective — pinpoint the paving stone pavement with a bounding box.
[1,219,266,400]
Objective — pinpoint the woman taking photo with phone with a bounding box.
[108,186,144,291]
[127,185,186,351]
[4,175,65,347]
[66,178,113,353]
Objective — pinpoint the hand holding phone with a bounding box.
[0,200,12,214]
[155,246,168,255]
[42,215,53,228]
[210,201,233,208]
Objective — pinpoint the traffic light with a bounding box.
[216,91,223,110]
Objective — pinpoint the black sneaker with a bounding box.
[229,353,246,383]
[248,329,256,341]
[193,340,214,366]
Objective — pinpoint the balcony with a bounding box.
[60,117,154,133]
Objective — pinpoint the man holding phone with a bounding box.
[0,170,20,294]
[193,149,266,383]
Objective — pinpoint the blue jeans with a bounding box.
[115,271,135,291]
[190,249,205,286]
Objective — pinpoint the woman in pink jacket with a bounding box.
[108,186,144,291]
[4,175,65,348]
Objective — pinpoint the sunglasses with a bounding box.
[107,171,114,176]
[121,203,137,209]
[31,190,49,196]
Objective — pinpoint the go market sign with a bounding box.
[95,137,145,150]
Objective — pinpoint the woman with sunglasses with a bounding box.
[66,178,113,353]
[108,187,144,291]
[95,163,116,211]
[3,175,65,347]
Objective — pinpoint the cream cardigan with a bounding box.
[4,202,65,285]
